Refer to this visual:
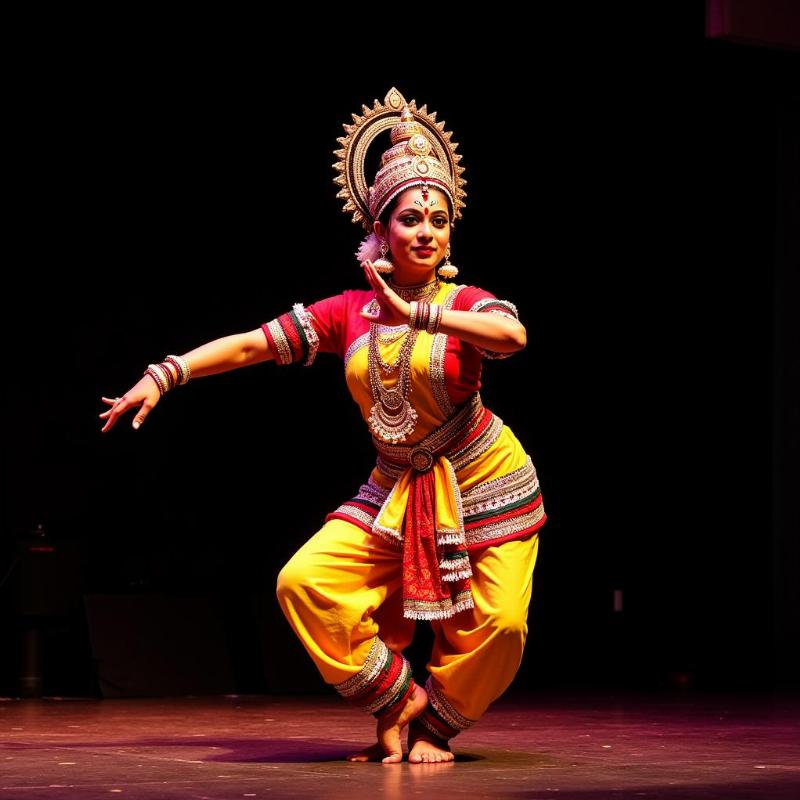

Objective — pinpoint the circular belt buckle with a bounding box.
[410,446,434,472]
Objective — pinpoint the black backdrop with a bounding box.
[2,9,797,696]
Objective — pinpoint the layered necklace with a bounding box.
[367,278,440,443]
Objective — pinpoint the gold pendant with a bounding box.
[368,399,419,443]
[381,388,404,411]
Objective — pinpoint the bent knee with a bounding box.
[276,558,308,604]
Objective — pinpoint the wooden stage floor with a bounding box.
[1,692,798,798]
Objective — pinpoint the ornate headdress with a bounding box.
[333,87,467,264]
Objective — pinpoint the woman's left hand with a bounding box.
[358,260,411,326]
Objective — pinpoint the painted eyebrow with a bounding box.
[397,207,449,216]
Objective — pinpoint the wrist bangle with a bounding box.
[165,354,191,384]
[426,303,443,334]
[145,364,170,395]
[144,355,191,396]
[410,301,433,331]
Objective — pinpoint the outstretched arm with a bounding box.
[99,327,272,433]
[173,328,273,378]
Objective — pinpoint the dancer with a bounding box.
[100,88,546,764]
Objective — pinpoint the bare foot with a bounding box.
[346,742,386,762]
[369,684,428,764]
[408,721,455,764]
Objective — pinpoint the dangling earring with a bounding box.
[437,244,459,279]
[373,239,394,274]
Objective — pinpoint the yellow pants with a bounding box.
[276,518,540,737]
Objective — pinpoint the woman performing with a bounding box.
[100,88,547,764]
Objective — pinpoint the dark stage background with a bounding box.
[2,8,798,699]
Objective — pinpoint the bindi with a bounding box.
[414,197,439,216]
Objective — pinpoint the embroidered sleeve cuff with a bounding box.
[468,299,520,360]
[261,303,320,366]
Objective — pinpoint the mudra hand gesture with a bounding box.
[358,260,411,327]
[99,375,161,433]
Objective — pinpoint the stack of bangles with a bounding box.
[409,301,443,334]
[144,355,191,395]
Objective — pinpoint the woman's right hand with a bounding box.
[99,375,161,433]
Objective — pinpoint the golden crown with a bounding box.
[333,87,467,231]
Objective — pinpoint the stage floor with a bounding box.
[1,692,799,799]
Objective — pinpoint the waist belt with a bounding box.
[369,393,504,621]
